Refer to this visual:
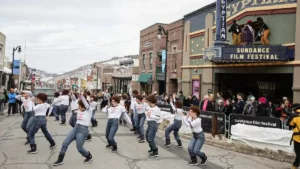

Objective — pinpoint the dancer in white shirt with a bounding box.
[134,95,148,143]
[102,96,132,152]
[145,95,161,157]
[183,106,207,166]
[27,93,56,154]
[53,94,94,166]
[16,91,35,145]
[52,92,61,121]
[90,95,98,127]
[165,98,184,147]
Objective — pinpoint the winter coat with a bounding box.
[256,104,270,117]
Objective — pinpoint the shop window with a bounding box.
[149,52,152,70]
[143,54,146,70]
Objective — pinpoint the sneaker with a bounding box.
[176,140,183,148]
[24,140,29,145]
[165,142,171,147]
[106,144,112,148]
[112,145,117,153]
[149,152,159,157]
[200,155,207,165]
[139,139,145,143]
[149,149,159,157]
[177,144,183,148]
[86,134,92,141]
[188,161,198,166]
[148,149,152,153]
[137,135,141,139]
[50,144,57,149]
[130,128,136,131]
[84,152,94,164]
[53,155,64,166]
[27,144,37,154]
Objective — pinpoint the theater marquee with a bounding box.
[221,46,288,61]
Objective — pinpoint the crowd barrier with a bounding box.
[181,106,284,137]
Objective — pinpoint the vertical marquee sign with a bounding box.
[215,0,227,43]
[220,0,227,41]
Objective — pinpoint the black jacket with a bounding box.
[184,99,193,107]
[224,105,233,116]
[266,104,277,118]
[256,104,270,117]
[228,23,241,34]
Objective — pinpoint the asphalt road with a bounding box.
[0,112,291,169]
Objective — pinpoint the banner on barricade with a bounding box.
[157,104,173,113]
[230,114,282,129]
[200,111,226,134]
[182,107,225,134]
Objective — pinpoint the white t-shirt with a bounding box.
[52,98,61,106]
[134,102,148,114]
[90,101,97,110]
[16,96,35,112]
[183,117,203,133]
[103,105,126,119]
[33,103,50,116]
[130,97,136,110]
[146,106,161,122]
[170,102,183,120]
[59,95,69,106]
[71,99,78,110]
[76,107,93,126]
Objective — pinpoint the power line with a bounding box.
[27,38,138,52]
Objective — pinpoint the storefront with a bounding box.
[138,73,152,95]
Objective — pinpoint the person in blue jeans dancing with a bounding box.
[183,106,207,166]
[133,95,148,143]
[16,91,35,145]
[145,95,161,158]
[27,93,57,154]
[102,96,132,152]
[165,97,184,148]
[53,94,94,166]
[52,92,61,121]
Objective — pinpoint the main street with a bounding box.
[0,112,291,169]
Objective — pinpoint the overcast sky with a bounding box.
[0,0,215,74]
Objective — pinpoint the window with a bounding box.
[149,53,152,70]
[174,61,177,71]
[173,47,177,53]
[142,54,146,70]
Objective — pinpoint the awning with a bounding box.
[138,73,152,83]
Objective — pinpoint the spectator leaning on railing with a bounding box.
[256,97,270,117]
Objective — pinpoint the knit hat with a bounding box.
[258,97,267,104]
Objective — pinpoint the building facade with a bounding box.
[181,0,300,102]
[138,20,184,95]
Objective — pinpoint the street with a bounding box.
[0,112,291,169]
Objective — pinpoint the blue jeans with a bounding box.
[136,113,146,136]
[188,132,205,158]
[21,111,35,133]
[165,119,182,141]
[28,116,55,145]
[105,118,119,146]
[69,110,77,128]
[59,124,89,157]
[92,110,96,121]
[133,113,138,128]
[53,106,60,120]
[60,105,69,124]
[146,121,158,150]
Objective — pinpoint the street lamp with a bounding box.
[11,46,22,88]
[157,25,169,94]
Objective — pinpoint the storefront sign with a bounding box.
[230,114,282,129]
[162,50,166,73]
[132,75,139,81]
[221,46,288,61]
[220,0,227,41]
[144,42,152,48]
[213,0,296,25]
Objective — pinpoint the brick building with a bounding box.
[138,20,184,95]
